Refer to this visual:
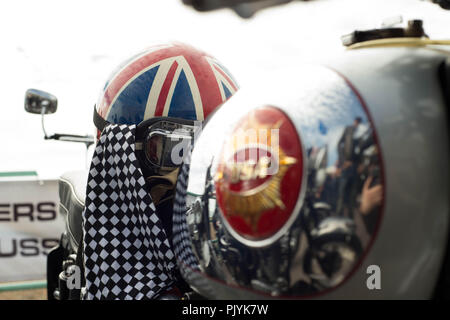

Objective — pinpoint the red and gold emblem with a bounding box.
[215,106,304,240]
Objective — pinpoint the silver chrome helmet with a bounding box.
[173,43,449,299]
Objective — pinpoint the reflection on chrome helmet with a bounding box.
[173,64,384,298]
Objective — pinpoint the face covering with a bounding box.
[83,124,176,300]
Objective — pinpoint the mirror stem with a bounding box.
[41,106,48,138]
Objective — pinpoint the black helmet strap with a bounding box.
[93,105,110,132]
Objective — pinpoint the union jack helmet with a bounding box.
[94,42,238,133]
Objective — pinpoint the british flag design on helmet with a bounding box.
[95,43,238,129]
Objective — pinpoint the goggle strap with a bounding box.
[135,142,143,150]
[93,105,110,132]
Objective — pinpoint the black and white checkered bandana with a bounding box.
[172,155,222,298]
[83,124,176,300]
[172,157,201,271]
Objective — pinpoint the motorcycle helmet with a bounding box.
[93,42,238,177]
[172,43,449,299]
[85,43,239,299]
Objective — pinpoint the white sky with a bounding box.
[0,0,448,179]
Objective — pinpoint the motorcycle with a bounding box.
[25,0,449,300]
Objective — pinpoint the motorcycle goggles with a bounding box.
[94,106,198,175]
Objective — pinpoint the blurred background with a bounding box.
[0,0,448,299]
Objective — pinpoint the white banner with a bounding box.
[0,176,64,282]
